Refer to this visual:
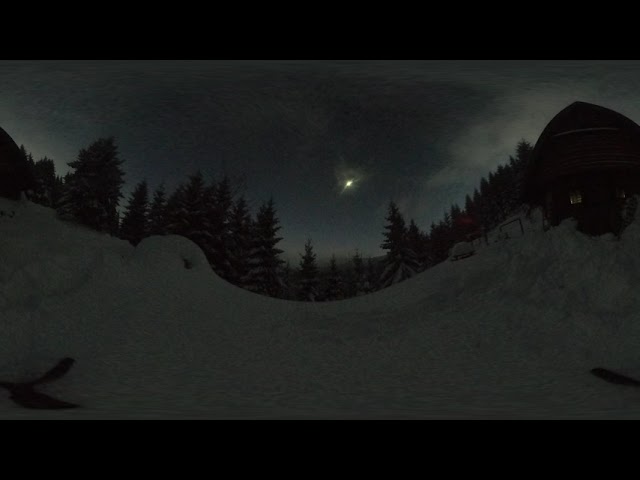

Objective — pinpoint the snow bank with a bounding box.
[132,235,210,273]
[450,241,475,260]
[3,197,640,418]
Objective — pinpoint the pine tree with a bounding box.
[297,238,320,301]
[59,137,125,234]
[406,219,426,271]
[366,257,378,292]
[280,261,295,300]
[148,184,167,236]
[349,250,369,296]
[516,139,533,166]
[18,145,28,163]
[323,254,346,301]
[244,198,285,297]
[379,202,421,288]
[419,139,535,270]
[51,175,64,208]
[473,188,482,213]
[119,180,150,246]
[56,173,74,219]
[464,194,475,219]
[421,230,434,267]
[30,157,58,207]
[164,172,213,256]
[451,203,473,244]
[427,220,451,264]
[514,139,533,205]
[460,194,480,239]
[477,176,493,228]
[227,196,252,287]
[208,175,234,281]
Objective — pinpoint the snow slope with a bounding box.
[2,197,640,419]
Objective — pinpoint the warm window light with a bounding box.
[570,190,582,205]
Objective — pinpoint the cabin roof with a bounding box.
[525,102,640,200]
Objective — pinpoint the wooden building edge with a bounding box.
[0,125,34,200]
[525,101,640,235]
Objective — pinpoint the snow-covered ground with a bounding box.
[2,198,640,419]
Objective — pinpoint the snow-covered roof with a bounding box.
[552,127,619,138]
[540,102,639,137]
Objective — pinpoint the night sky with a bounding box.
[3,60,640,261]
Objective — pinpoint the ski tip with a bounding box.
[590,367,640,386]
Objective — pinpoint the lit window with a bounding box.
[570,190,582,205]
[616,188,626,199]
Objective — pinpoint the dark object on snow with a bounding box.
[0,358,80,409]
[525,102,640,236]
[0,126,35,200]
[590,367,640,387]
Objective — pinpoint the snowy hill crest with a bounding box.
[3,198,640,418]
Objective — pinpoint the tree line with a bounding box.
[374,139,534,282]
[16,137,533,301]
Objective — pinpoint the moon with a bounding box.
[334,162,365,195]
[341,178,356,193]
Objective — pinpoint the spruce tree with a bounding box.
[464,194,475,221]
[379,201,420,288]
[119,180,150,246]
[515,139,533,205]
[349,250,369,296]
[297,238,320,301]
[227,196,252,287]
[51,175,64,208]
[148,184,167,236]
[323,254,346,301]
[30,157,57,207]
[56,173,74,219]
[280,261,295,300]
[18,145,28,164]
[516,139,533,166]
[209,175,234,281]
[406,219,426,272]
[164,171,213,256]
[244,198,285,297]
[366,257,378,292]
[59,137,125,234]
[427,222,439,263]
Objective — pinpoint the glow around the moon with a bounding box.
[341,178,357,193]
[335,162,366,195]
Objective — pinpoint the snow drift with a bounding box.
[2,197,640,418]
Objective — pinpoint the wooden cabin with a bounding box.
[0,126,33,200]
[524,101,640,235]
